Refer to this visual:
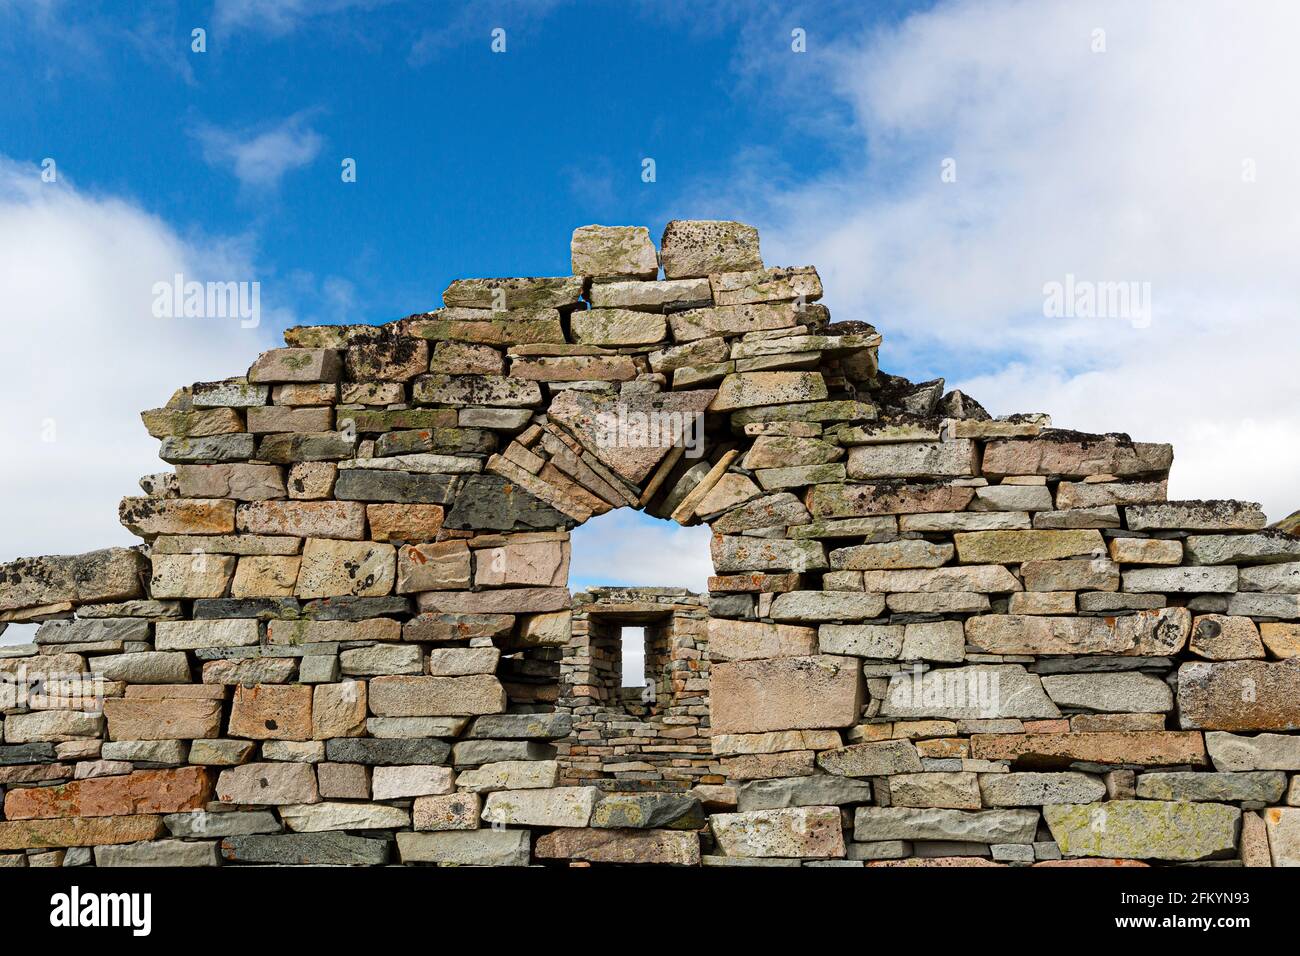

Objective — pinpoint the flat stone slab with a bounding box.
[710,806,844,859]
[1043,800,1240,861]
[535,827,700,865]
[853,807,1039,844]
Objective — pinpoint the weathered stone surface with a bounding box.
[854,807,1039,844]
[473,539,569,588]
[847,441,977,479]
[711,806,844,858]
[769,590,885,622]
[416,588,570,614]
[818,623,904,658]
[396,829,530,866]
[742,436,843,471]
[570,225,660,279]
[344,334,429,382]
[103,699,221,741]
[711,656,862,734]
[395,541,472,593]
[1128,501,1267,532]
[1205,733,1300,773]
[442,276,583,310]
[215,762,319,804]
[1135,771,1285,803]
[592,278,712,312]
[1123,566,1239,593]
[882,665,1060,720]
[661,220,762,279]
[368,675,506,717]
[1177,659,1300,731]
[1185,532,1300,566]
[978,772,1107,806]
[981,438,1172,479]
[1040,672,1173,713]
[236,500,366,539]
[1190,614,1265,659]
[965,608,1190,656]
[481,786,599,828]
[466,713,572,740]
[591,794,705,830]
[710,372,827,411]
[295,538,395,598]
[737,775,873,811]
[119,497,235,537]
[0,815,166,850]
[248,348,341,383]
[176,463,285,501]
[707,618,816,661]
[222,831,388,865]
[324,738,449,766]
[1043,800,1239,861]
[149,553,236,599]
[953,529,1104,564]
[971,731,1208,767]
[412,373,542,407]
[280,802,409,832]
[3,767,212,820]
[710,536,827,574]
[536,827,700,865]
[817,740,923,777]
[455,760,560,793]
[229,684,313,740]
[806,486,977,522]
[94,839,220,867]
[830,540,953,570]
[712,265,822,307]
[888,772,981,809]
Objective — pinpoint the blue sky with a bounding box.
[0,1,924,336]
[5,0,1300,609]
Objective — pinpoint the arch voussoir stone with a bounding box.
[0,219,1295,867]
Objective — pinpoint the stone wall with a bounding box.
[1,219,1298,867]
[556,587,715,790]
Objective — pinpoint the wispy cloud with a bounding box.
[212,0,396,38]
[671,0,1300,520]
[195,111,324,192]
[569,509,714,593]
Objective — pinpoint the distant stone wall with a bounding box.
[1,219,1298,867]
[556,587,714,790]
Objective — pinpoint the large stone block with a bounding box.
[295,539,395,598]
[536,828,700,865]
[229,684,313,740]
[3,767,212,820]
[220,832,388,865]
[216,762,319,805]
[965,608,1190,656]
[981,438,1172,478]
[970,731,1208,767]
[711,656,862,734]
[119,497,235,536]
[710,535,827,574]
[953,529,1104,564]
[103,698,221,740]
[1040,672,1173,713]
[710,806,844,858]
[709,372,827,411]
[396,829,530,866]
[481,786,600,828]
[854,807,1039,844]
[248,348,342,383]
[708,618,816,661]
[0,814,166,850]
[847,441,977,479]
[882,664,1060,720]
[236,500,366,539]
[368,675,507,717]
[1043,800,1239,861]
[660,220,762,279]
[1177,659,1300,731]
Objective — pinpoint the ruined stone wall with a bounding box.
[1,219,1298,867]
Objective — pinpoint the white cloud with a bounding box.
[0,158,278,568]
[212,0,394,37]
[684,0,1300,520]
[196,112,324,192]
[569,509,714,594]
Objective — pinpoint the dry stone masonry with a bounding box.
[1,220,1299,866]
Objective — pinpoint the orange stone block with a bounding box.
[229,683,313,740]
[3,767,213,820]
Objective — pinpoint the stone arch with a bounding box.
[2,219,1295,867]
